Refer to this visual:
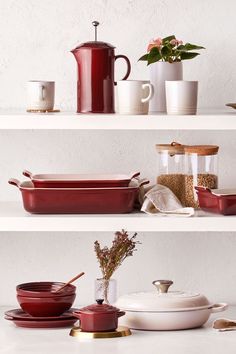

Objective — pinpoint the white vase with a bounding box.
[149,62,183,113]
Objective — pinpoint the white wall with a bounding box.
[1,0,236,306]
[0,0,236,109]
[1,231,236,306]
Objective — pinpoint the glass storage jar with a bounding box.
[156,142,185,204]
[184,145,219,208]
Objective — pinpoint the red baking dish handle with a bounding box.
[8,178,21,188]
[139,179,150,187]
[22,170,33,179]
[195,186,212,193]
[129,172,140,179]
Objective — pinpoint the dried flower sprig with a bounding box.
[94,230,140,281]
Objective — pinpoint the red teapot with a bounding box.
[71,21,131,114]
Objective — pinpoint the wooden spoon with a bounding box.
[54,272,85,293]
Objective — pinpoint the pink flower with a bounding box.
[177,40,183,45]
[147,43,157,52]
[147,37,162,52]
[170,39,178,46]
[154,37,163,46]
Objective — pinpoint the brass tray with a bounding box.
[70,326,131,339]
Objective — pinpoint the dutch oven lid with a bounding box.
[73,21,115,51]
[79,299,120,314]
[116,280,211,312]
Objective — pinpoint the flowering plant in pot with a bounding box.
[139,35,205,112]
[139,35,205,64]
[94,230,140,304]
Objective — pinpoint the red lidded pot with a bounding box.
[73,299,125,332]
[71,21,131,114]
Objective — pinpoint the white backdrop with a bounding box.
[0,0,236,109]
[0,0,236,306]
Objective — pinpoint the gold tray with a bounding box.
[70,326,131,339]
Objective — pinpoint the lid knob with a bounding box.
[92,21,100,41]
[152,280,173,294]
[96,299,104,305]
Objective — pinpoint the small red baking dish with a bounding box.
[195,186,236,215]
[22,170,140,188]
[9,179,149,214]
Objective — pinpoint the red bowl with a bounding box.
[17,293,76,317]
[16,282,76,297]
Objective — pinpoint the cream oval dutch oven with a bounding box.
[116,280,228,330]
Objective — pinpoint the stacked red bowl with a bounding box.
[16,282,76,317]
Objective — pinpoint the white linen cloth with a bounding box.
[141,184,194,217]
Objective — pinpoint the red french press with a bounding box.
[71,21,131,113]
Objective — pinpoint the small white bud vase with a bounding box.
[149,62,183,112]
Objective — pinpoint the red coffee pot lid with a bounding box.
[79,299,120,314]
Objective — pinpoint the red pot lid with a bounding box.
[79,299,120,314]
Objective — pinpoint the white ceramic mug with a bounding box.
[165,81,198,115]
[117,80,154,114]
[27,81,55,111]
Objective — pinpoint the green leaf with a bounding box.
[161,45,171,57]
[162,35,176,43]
[176,45,185,51]
[180,52,200,60]
[147,47,161,65]
[138,54,149,61]
[183,43,205,51]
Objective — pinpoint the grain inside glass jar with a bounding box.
[184,145,219,208]
[156,142,186,204]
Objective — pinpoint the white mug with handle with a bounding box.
[117,80,154,114]
[27,80,55,111]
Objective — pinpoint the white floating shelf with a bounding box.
[1,202,236,232]
[0,109,235,130]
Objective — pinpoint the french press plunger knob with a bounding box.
[92,21,99,41]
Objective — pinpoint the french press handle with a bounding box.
[114,55,131,85]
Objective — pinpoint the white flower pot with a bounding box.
[149,62,183,112]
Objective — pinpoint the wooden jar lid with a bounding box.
[184,145,219,156]
[156,142,185,155]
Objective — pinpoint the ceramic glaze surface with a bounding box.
[72,44,130,113]
[116,290,210,311]
[17,293,76,317]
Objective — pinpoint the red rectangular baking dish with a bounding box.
[22,170,140,188]
[9,179,149,214]
[195,186,236,215]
